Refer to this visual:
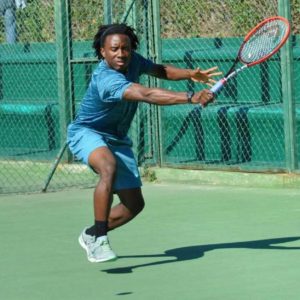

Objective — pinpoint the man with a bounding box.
[67,23,221,263]
[0,0,26,43]
[0,0,16,43]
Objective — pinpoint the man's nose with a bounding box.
[117,49,126,57]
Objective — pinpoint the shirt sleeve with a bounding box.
[97,70,132,103]
[135,52,156,75]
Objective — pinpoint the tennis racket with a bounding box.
[210,16,291,94]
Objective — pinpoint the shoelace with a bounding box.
[93,239,112,253]
[85,235,95,246]
[101,240,113,252]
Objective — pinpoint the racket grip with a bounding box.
[210,79,227,94]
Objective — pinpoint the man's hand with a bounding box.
[192,89,214,107]
[190,67,222,87]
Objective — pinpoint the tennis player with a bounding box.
[67,23,221,263]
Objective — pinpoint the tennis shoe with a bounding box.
[78,229,117,263]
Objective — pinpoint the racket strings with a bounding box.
[240,20,288,64]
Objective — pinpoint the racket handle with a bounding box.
[210,79,227,94]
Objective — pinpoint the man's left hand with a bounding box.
[190,66,222,87]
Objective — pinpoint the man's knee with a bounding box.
[133,197,145,215]
[124,199,144,219]
[118,189,145,216]
[89,147,116,180]
[101,162,117,179]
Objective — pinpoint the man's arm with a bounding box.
[123,83,214,106]
[147,64,221,85]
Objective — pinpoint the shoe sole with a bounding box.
[78,234,117,263]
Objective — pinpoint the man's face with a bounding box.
[100,34,132,72]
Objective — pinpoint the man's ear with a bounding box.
[100,48,105,58]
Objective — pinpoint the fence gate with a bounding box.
[0,0,160,194]
[44,0,161,192]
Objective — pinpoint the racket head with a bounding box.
[238,16,290,67]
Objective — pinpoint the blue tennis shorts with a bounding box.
[67,127,142,192]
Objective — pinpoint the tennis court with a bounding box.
[1,2,300,299]
[1,179,300,300]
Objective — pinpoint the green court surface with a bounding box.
[1,182,300,300]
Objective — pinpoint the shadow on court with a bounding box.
[102,236,300,274]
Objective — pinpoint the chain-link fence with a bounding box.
[0,0,299,194]
[159,0,298,172]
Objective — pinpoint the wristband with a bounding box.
[187,90,194,103]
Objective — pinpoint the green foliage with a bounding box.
[292,0,300,34]
[0,1,299,43]
[0,0,104,43]
[160,0,281,38]
[17,0,55,42]
[0,0,54,43]
[228,0,264,35]
[142,166,157,182]
[71,0,104,40]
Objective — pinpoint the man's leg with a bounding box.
[88,146,116,234]
[78,146,117,262]
[4,7,17,44]
[108,188,145,231]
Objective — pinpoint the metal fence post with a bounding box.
[278,0,298,171]
[54,0,72,162]
[152,0,163,166]
[104,0,113,24]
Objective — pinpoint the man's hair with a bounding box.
[93,23,139,59]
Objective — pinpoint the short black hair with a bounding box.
[93,23,139,59]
